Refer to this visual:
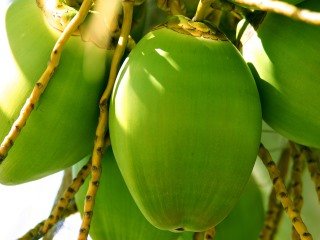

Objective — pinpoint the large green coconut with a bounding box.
[109,16,262,232]
[241,0,320,149]
[0,0,112,184]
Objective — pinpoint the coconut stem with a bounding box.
[38,159,92,236]
[305,148,320,203]
[77,1,134,239]
[193,0,215,21]
[288,143,306,240]
[233,0,320,26]
[19,161,91,240]
[259,145,291,240]
[0,0,93,164]
[156,0,185,15]
[43,168,73,240]
[168,0,185,15]
[259,143,313,240]
[18,202,77,240]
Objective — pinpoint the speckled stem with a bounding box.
[39,160,92,235]
[259,146,291,240]
[234,0,320,26]
[18,199,78,240]
[77,1,134,239]
[43,168,73,240]
[0,0,93,164]
[259,143,313,240]
[289,144,306,240]
[19,221,45,240]
[305,148,320,203]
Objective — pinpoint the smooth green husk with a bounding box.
[214,177,264,240]
[241,0,320,148]
[73,149,181,240]
[109,26,262,231]
[0,0,112,184]
[182,176,264,239]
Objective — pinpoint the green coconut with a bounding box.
[109,16,262,232]
[73,148,181,240]
[241,0,320,148]
[0,0,112,184]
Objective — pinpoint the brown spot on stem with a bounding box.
[92,165,99,171]
[67,187,75,193]
[84,211,93,217]
[99,98,108,107]
[303,232,312,237]
[36,82,43,88]
[292,217,300,223]
[272,177,279,184]
[279,192,287,198]
[96,147,103,155]
[92,181,99,187]
[15,125,21,132]
[267,161,276,167]
[82,164,89,170]
[85,195,92,201]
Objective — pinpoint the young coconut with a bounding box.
[0,0,112,184]
[73,148,181,240]
[240,0,320,149]
[109,15,262,232]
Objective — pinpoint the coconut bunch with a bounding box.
[0,0,319,239]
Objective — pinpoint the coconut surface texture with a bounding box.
[182,176,264,239]
[74,149,181,240]
[109,20,262,232]
[0,0,111,184]
[242,0,320,149]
